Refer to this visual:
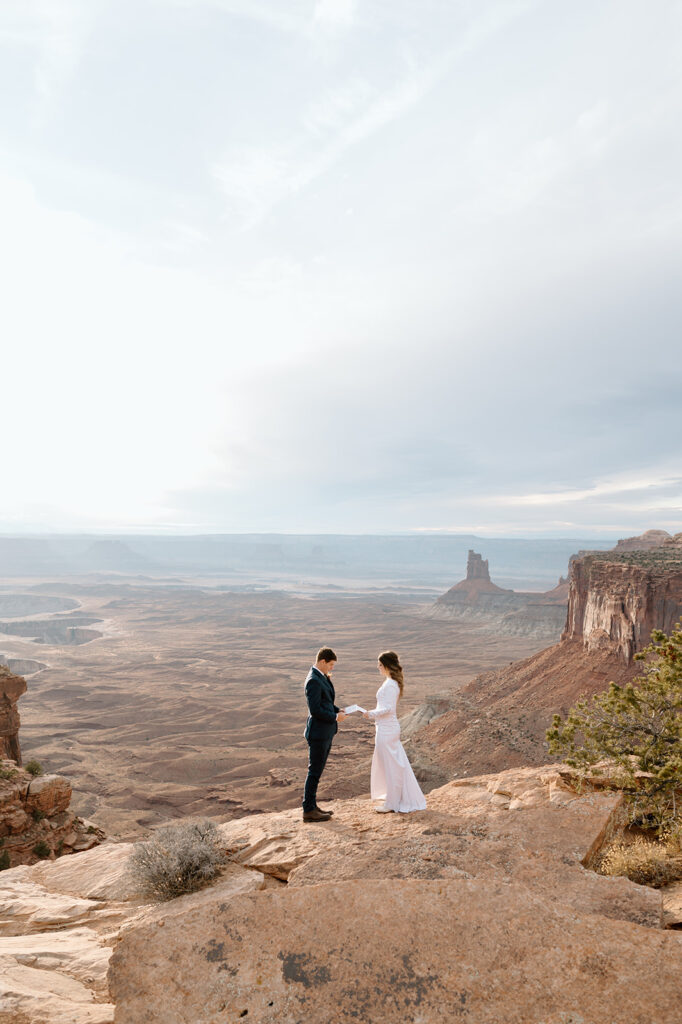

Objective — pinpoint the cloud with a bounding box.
[153,0,313,37]
[313,0,356,31]
[212,2,538,226]
[211,59,448,225]
[486,472,682,508]
[2,0,682,535]
[0,0,99,119]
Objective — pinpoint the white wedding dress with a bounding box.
[367,678,426,813]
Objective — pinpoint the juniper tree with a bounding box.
[546,622,682,833]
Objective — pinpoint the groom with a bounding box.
[302,647,346,822]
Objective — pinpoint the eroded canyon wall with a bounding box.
[562,545,682,664]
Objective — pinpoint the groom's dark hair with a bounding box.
[316,647,337,663]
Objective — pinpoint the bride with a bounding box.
[362,651,426,813]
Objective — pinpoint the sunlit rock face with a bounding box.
[0,761,104,868]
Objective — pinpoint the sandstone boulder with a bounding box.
[26,773,72,816]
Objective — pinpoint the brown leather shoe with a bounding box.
[315,806,334,816]
[303,808,332,822]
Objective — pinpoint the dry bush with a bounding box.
[597,835,682,888]
[128,818,227,901]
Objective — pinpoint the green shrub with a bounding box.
[0,850,10,871]
[547,622,682,834]
[128,818,227,901]
[31,808,46,823]
[24,760,43,777]
[32,840,51,859]
[0,765,18,780]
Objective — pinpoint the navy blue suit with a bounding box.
[302,666,340,811]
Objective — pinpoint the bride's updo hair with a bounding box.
[379,650,404,697]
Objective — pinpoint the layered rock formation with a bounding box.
[408,534,682,781]
[0,615,103,646]
[431,550,569,639]
[1,764,679,1023]
[0,656,47,678]
[0,760,104,868]
[563,549,682,663]
[0,664,26,762]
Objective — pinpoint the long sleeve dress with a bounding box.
[366,678,427,813]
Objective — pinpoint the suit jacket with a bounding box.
[304,666,340,742]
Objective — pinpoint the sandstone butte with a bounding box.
[0,763,678,1023]
[430,549,572,641]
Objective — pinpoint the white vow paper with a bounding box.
[343,704,367,714]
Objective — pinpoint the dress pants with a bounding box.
[303,736,333,811]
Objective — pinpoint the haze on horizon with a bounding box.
[1,1,681,539]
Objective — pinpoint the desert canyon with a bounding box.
[0,530,680,1022]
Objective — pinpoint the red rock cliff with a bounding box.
[562,545,682,664]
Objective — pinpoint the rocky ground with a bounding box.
[0,763,680,1023]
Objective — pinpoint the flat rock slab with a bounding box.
[0,850,263,1023]
[109,877,682,1024]
[0,876,102,935]
[16,842,136,902]
[0,926,115,1024]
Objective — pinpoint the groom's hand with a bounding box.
[337,711,347,722]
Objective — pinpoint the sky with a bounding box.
[1,0,681,537]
